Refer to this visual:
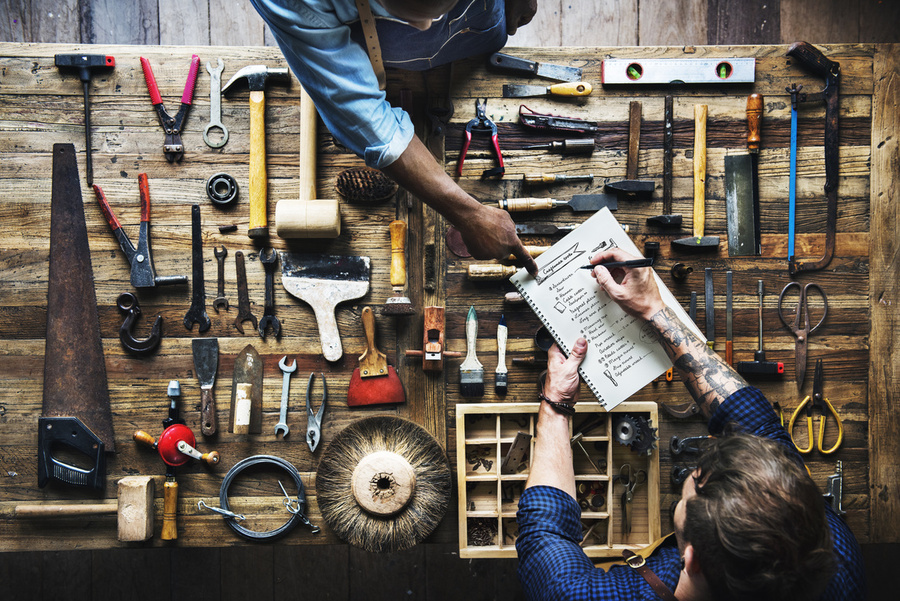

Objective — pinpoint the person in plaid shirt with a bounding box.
[516,248,865,601]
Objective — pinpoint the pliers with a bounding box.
[457,98,504,178]
[306,373,326,453]
[789,359,844,454]
[140,54,200,162]
[93,174,188,288]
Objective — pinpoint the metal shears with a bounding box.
[618,463,647,535]
[140,54,200,162]
[457,98,504,178]
[789,359,843,454]
[778,281,828,389]
[306,373,326,453]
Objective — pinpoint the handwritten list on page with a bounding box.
[510,208,703,409]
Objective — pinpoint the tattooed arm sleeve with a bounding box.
[647,306,749,418]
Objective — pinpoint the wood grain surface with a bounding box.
[0,41,897,563]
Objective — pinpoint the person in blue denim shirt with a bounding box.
[517,247,865,600]
[250,0,539,273]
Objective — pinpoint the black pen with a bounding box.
[580,258,655,270]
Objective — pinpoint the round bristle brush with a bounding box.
[316,415,451,552]
[335,167,398,203]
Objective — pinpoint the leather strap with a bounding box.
[355,0,386,90]
[622,549,679,601]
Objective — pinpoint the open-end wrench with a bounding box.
[213,245,228,312]
[258,248,281,339]
[203,58,228,148]
[233,251,256,334]
[183,204,211,332]
[276,356,297,438]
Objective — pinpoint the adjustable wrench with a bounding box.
[258,248,281,339]
[213,245,228,312]
[203,58,228,148]
[183,205,211,332]
[276,356,296,438]
[233,251,257,334]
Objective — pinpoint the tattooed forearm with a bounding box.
[648,307,748,418]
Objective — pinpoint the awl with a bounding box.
[724,94,763,256]
[499,194,617,213]
[503,82,592,98]
[488,52,583,82]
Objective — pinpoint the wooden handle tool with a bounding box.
[359,306,388,377]
[747,93,763,152]
[390,220,407,288]
[248,90,267,238]
[161,476,178,540]
[693,104,707,238]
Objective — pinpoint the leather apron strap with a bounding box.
[355,0,386,90]
[622,549,679,600]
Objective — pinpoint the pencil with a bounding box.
[580,258,655,270]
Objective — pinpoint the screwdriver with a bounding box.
[737,280,784,376]
[523,173,595,185]
[524,139,595,154]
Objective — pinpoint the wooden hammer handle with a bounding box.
[248,89,267,238]
[298,87,317,201]
[746,93,763,152]
[15,503,116,517]
[389,220,407,287]
[693,104,707,238]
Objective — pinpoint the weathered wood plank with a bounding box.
[0,0,81,44]
[639,0,707,46]
[708,0,781,45]
[159,0,211,46]
[82,0,159,45]
[780,0,859,44]
[860,0,900,43]
[210,0,267,47]
[868,43,900,543]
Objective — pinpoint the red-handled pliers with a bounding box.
[140,55,200,163]
[457,98,504,178]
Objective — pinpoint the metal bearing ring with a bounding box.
[206,173,239,206]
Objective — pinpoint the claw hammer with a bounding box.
[222,65,291,239]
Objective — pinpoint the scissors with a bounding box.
[618,464,647,535]
[789,359,843,454]
[778,282,828,389]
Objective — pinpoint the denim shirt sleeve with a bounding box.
[249,0,415,168]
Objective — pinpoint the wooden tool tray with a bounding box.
[456,402,660,558]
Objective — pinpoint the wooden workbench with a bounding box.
[0,42,897,551]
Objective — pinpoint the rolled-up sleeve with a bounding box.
[250,0,415,168]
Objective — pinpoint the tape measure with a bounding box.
[602,58,755,84]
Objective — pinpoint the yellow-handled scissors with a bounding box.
[788,359,843,454]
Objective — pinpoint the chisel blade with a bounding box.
[489,52,583,82]
[724,154,762,256]
[515,223,578,236]
[566,193,618,212]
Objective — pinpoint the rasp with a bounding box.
[39,143,115,490]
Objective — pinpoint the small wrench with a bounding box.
[276,355,297,438]
[183,204,211,332]
[234,250,257,334]
[213,245,228,312]
[203,59,228,148]
[258,248,281,339]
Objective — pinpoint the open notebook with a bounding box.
[510,208,703,409]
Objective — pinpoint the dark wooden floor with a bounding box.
[1,0,898,599]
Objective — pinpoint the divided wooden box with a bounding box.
[456,402,661,558]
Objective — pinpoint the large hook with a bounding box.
[117,292,162,355]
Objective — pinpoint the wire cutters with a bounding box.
[789,359,843,454]
[306,373,326,453]
[93,174,188,288]
[778,281,828,389]
[140,54,200,162]
[457,98,504,178]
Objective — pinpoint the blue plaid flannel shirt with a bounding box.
[516,387,866,600]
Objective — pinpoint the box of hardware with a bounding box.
[456,402,660,558]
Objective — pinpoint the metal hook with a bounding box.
[117,292,162,355]
[198,499,245,521]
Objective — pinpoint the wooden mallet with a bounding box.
[275,87,341,238]
[14,475,155,541]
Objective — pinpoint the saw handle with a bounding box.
[389,220,407,287]
[693,104,708,238]
[746,94,763,152]
[787,41,840,80]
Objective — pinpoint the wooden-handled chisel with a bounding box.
[503,82,592,98]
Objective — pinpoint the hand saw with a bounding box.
[39,144,115,490]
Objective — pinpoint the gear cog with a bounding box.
[612,414,658,456]
[612,415,640,447]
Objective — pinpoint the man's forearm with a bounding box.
[525,404,576,498]
[648,306,748,418]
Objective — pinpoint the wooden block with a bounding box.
[116,475,155,542]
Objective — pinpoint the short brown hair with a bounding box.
[682,433,835,600]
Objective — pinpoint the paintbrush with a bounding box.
[495,315,508,395]
[459,306,484,397]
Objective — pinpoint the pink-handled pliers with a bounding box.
[457,98,504,178]
[140,54,200,163]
